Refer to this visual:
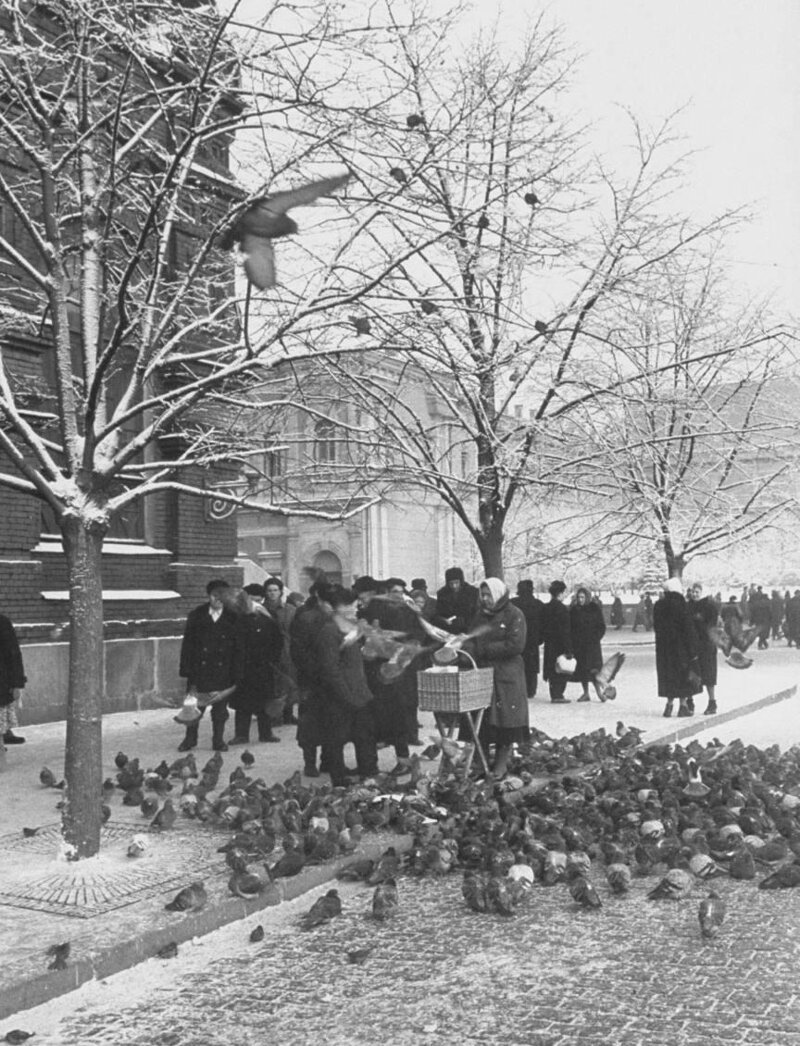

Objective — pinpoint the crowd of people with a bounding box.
[173,569,620,781]
[1,567,798,781]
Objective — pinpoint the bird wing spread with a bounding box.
[242,235,276,291]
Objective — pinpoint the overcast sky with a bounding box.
[466,0,800,315]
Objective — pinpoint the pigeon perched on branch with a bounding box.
[220,172,350,290]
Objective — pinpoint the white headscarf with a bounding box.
[481,577,508,606]
[663,578,683,594]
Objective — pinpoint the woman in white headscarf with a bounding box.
[467,577,529,778]
[653,577,702,717]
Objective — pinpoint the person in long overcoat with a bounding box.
[0,611,26,747]
[263,576,299,725]
[466,577,528,779]
[290,586,330,777]
[610,596,625,630]
[653,578,702,718]
[687,582,719,716]
[310,583,377,786]
[362,578,426,773]
[785,590,800,647]
[540,579,573,703]
[178,578,238,752]
[569,586,607,701]
[511,579,543,698]
[770,590,785,641]
[229,590,284,744]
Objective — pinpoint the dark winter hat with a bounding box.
[352,575,378,594]
[206,578,231,596]
[411,578,427,591]
[445,566,465,583]
[548,579,567,597]
[517,579,534,595]
[243,583,265,598]
[385,577,406,590]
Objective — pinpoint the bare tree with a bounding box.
[274,16,758,577]
[572,258,798,579]
[0,0,427,857]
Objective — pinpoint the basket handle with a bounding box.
[453,647,478,670]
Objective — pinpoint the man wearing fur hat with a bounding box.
[434,566,480,634]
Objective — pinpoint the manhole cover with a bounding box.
[0,822,225,918]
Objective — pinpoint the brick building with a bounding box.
[0,4,245,724]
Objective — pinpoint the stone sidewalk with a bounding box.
[0,649,797,1022]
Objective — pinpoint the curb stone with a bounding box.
[645,683,797,747]
[0,834,412,1021]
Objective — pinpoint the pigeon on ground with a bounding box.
[127,834,148,858]
[758,861,800,889]
[220,172,350,290]
[46,942,70,970]
[346,946,374,964]
[372,878,399,921]
[698,891,726,938]
[241,750,255,768]
[300,889,342,930]
[606,863,632,895]
[367,847,400,885]
[156,941,178,959]
[39,767,61,788]
[249,924,265,943]
[728,847,756,880]
[647,868,693,901]
[150,799,176,831]
[569,875,603,909]
[462,870,490,913]
[4,1031,35,1044]
[164,881,207,913]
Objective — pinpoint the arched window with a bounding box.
[314,419,337,463]
[313,550,342,585]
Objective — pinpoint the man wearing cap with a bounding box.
[177,579,238,751]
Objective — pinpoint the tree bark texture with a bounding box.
[61,518,105,859]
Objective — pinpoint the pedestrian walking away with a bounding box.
[687,582,720,715]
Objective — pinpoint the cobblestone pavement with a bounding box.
[9,870,800,1046]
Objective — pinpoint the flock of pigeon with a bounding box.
[32,723,800,979]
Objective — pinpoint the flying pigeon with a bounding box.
[726,649,753,670]
[595,652,626,700]
[221,172,350,290]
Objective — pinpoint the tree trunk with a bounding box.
[477,529,504,579]
[61,517,106,859]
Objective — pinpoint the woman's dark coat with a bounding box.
[511,591,543,692]
[229,611,283,714]
[0,614,25,706]
[654,592,701,699]
[569,601,605,683]
[540,598,573,682]
[469,597,528,731]
[689,595,718,687]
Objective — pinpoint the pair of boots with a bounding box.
[229,711,280,745]
[178,720,228,752]
[663,698,694,718]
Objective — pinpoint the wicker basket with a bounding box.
[417,664,495,713]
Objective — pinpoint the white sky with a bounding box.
[462,0,800,314]
[229,0,800,316]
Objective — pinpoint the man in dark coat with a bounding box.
[785,590,800,648]
[749,586,771,649]
[290,584,330,777]
[0,612,27,746]
[770,590,785,641]
[540,579,573,703]
[511,579,543,698]
[434,566,480,634]
[410,578,437,621]
[178,579,238,752]
[687,582,719,715]
[654,578,701,718]
[311,583,377,786]
[229,590,283,744]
